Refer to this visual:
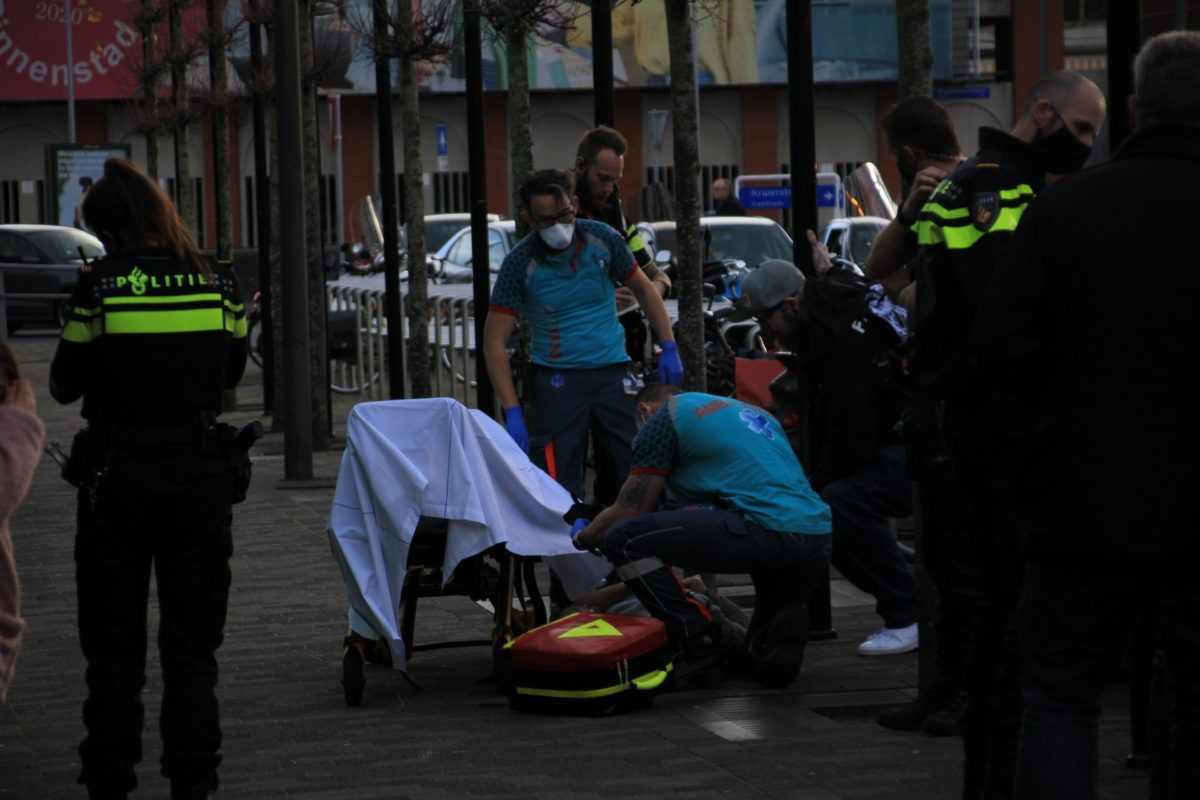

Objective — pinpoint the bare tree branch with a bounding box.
[479,0,581,217]
[345,0,460,63]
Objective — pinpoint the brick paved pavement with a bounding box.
[0,330,1150,799]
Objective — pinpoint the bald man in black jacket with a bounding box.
[977,31,1200,799]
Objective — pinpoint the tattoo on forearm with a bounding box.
[617,475,651,510]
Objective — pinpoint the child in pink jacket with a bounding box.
[0,343,44,702]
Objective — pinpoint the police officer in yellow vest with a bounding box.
[50,158,248,800]
[909,72,1105,799]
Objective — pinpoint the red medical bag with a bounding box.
[501,612,674,715]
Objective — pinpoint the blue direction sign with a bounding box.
[738,185,840,209]
[934,86,990,100]
[739,186,792,209]
[436,124,448,157]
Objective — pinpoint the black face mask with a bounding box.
[1032,111,1093,175]
[897,153,918,185]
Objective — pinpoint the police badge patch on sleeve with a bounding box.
[971,192,1000,231]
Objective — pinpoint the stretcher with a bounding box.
[327,398,613,701]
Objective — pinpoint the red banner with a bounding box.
[0,1,193,102]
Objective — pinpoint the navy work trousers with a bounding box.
[75,445,232,799]
[819,443,916,629]
[531,363,635,500]
[602,507,831,645]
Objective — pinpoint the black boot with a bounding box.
[749,604,809,689]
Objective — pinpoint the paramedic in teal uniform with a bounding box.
[573,383,832,688]
[484,169,681,500]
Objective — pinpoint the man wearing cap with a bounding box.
[739,260,918,656]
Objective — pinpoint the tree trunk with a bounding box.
[400,59,431,399]
[896,0,936,701]
[299,0,330,448]
[140,1,159,180]
[664,0,704,392]
[169,0,195,233]
[896,0,933,101]
[208,0,238,412]
[208,0,231,260]
[505,22,533,223]
[398,2,431,399]
[269,83,286,432]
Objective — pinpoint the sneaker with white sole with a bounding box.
[857,623,919,656]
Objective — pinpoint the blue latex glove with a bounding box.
[503,405,529,453]
[658,340,683,386]
[570,518,592,550]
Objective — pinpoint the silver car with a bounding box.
[0,224,105,332]
[638,216,795,268]
[428,220,518,283]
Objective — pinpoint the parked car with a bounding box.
[818,215,890,273]
[420,213,501,254]
[0,224,104,332]
[350,199,503,278]
[429,220,518,283]
[638,216,795,269]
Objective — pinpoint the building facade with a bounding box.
[3,0,1191,250]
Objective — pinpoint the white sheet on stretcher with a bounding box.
[327,398,612,667]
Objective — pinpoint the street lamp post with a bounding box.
[275,0,315,480]
[464,0,494,413]
[65,0,76,143]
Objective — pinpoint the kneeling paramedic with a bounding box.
[572,384,832,688]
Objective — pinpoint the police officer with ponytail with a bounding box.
[50,158,247,800]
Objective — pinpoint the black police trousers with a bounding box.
[941,394,1027,800]
[75,444,232,799]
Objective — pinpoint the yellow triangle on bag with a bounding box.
[558,619,624,638]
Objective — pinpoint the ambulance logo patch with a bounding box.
[558,619,623,638]
[971,192,999,231]
[739,408,777,441]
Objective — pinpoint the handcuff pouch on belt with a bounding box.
[211,419,263,504]
[61,427,106,491]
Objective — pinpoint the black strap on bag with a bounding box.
[522,558,547,628]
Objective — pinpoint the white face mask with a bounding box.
[539,222,574,250]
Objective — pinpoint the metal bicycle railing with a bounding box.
[324,282,480,405]
[320,280,766,409]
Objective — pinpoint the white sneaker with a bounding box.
[857,623,919,656]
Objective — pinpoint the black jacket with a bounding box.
[912,127,1044,398]
[577,186,670,289]
[976,124,1200,558]
[50,249,247,426]
[790,272,906,490]
[710,197,746,216]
